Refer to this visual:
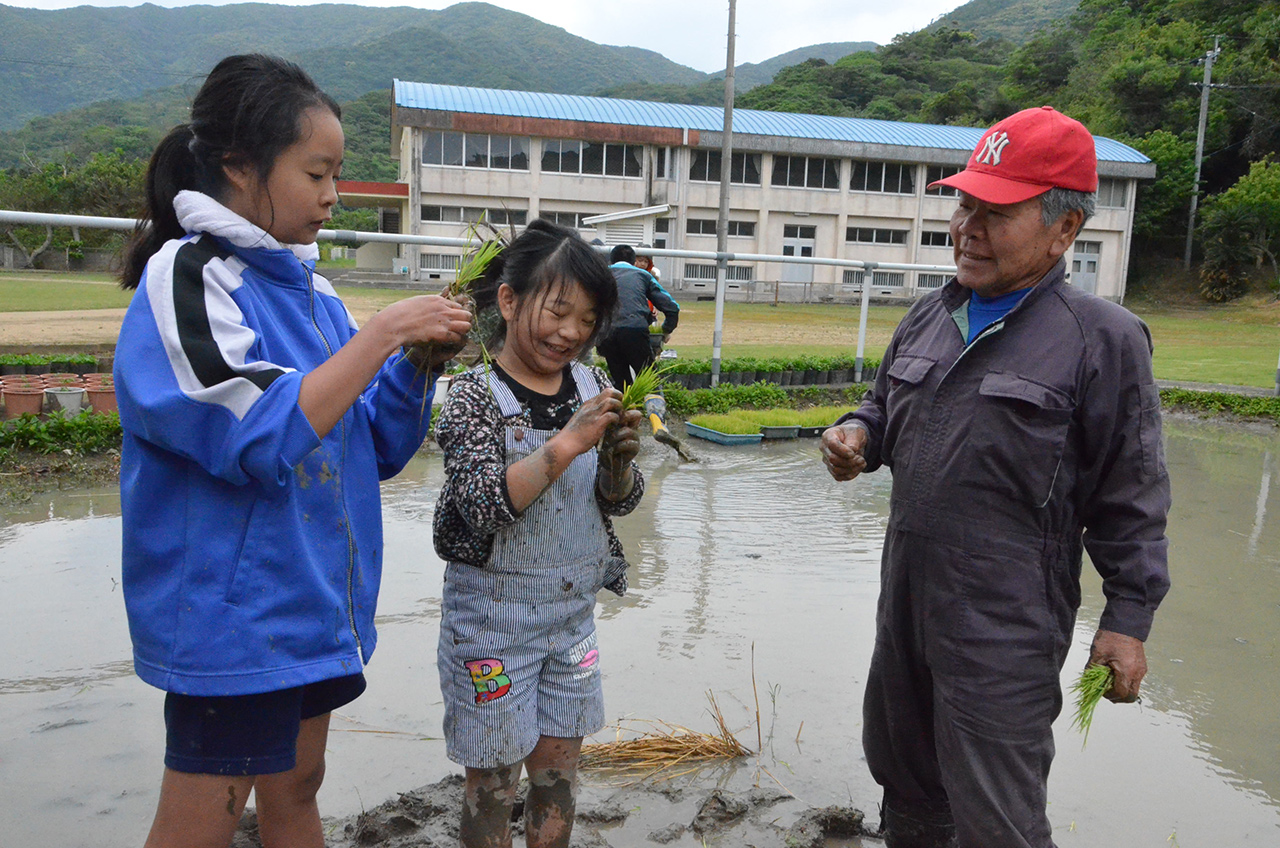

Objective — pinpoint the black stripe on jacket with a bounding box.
[172,238,285,392]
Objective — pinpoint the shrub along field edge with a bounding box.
[1,386,1277,499]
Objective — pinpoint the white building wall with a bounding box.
[401,125,1143,302]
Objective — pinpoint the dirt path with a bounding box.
[0,295,398,350]
[0,309,127,348]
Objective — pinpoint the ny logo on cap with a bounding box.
[976,131,1011,166]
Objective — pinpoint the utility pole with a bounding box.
[710,0,736,387]
[1184,36,1221,270]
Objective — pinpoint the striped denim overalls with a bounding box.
[437,362,620,769]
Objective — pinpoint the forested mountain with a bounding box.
[928,0,1081,43]
[728,42,879,90]
[3,0,1277,294]
[0,1,705,131]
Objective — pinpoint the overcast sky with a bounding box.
[8,0,964,72]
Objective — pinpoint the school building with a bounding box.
[338,81,1156,302]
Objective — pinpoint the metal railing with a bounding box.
[0,209,960,384]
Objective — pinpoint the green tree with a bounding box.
[1198,158,1280,299]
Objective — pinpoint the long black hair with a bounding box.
[471,218,618,350]
[120,54,340,289]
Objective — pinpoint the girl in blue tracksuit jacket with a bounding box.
[114,54,472,848]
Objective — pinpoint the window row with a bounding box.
[541,211,599,230]
[684,263,754,282]
[686,218,755,237]
[421,205,527,226]
[423,132,529,170]
[542,139,643,177]
[420,135,1129,207]
[847,227,907,245]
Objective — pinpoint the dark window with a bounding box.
[509,138,529,170]
[541,139,562,172]
[846,227,906,245]
[623,144,642,177]
[920,230,952,247]
[654,217,670,233]
[489,136,510,169]
[440,131,464,167]
[605,144,625,176]
[690,149,720,182]
[926,165,961,196]
[774,155,837,189]
[581,142,605,175]
[731,152,762,185]
[852,161,914,193]
[464,135,488,169]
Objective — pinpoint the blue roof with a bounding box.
[394,80,1150,165]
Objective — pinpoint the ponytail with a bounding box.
[120,125,200,289]
[119,54,340,290]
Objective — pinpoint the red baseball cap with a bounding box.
[929,106,1099,204]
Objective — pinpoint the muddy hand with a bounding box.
[821,422,868,482]
[599,408,643,469]
[1089,629,1147,703]
[395,295,474,368]
[560,389,623,457]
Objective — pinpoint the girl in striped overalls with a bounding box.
[432,219,646,847]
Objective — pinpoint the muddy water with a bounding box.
[1,416,1278,846]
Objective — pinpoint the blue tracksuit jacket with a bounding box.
[115,196,435,696]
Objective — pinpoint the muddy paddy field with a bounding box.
[2,416,1279,846]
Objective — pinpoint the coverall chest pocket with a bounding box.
[883,355,936,467]
[963,372,1074,508]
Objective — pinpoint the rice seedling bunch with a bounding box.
[796,406,859,427]
[618,362,671,411]
[580,691,750,782]
[738,408,804,427]
[1071,663,1115,746]
[688,413,762,435]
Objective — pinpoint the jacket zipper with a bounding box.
[306,266,363,659]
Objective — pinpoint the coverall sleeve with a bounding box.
[838,330,901,472]
[1076,318,1172,641]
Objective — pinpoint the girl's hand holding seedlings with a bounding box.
[506,390,624,512]
[597,407,643,502]
[300,295,471,437]
[556,389,625,457]
[386,295,475,368]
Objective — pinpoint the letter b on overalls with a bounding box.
[465,658,512,704]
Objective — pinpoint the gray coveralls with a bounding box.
[845,262,1171,848]
[437,364,626,769]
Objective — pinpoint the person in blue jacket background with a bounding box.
[115,54,473,848]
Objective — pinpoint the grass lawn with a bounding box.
[4,271,1277,388]
[0,272,133,311]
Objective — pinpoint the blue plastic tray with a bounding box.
[684,422,763,445]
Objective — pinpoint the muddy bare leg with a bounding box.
[461,764,520,848]
[523,735,582,848]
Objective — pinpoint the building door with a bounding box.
[1071,241,1101,294]
[781,224,816,284]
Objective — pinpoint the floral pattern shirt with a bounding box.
[432,364,644,588]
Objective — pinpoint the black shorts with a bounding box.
[163,673,366,776]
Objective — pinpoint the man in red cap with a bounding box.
[820,107,1171,847]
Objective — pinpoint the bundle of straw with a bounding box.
[1070,663,1115,746]
[580,691,750,781]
